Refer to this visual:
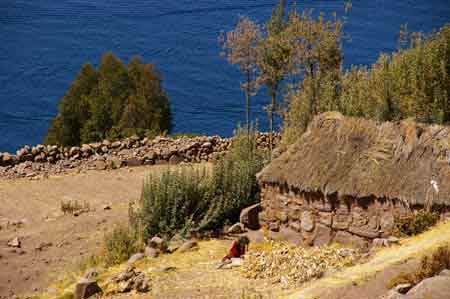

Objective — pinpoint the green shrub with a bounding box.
[104,225,138,266]
[130,128,265,239]
[394,210,440,237]
[130,166,212,240]
[199,128,265,230]
[388,245,450,289]
[45,52,171,146]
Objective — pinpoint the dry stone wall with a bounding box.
[0,133,280,179]
[259,184,412,248]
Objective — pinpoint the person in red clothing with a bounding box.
[221,236,250,262]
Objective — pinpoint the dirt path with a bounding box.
[0,165,205,298]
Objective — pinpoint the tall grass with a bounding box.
[104,225,138,266]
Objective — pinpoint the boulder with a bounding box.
[83,268,99,281]
[7,237,21,248]
[405,276,450,299]
[133,273,151,292]
[127,253,145,264]
[393,283,412,294]
[94,160,107,170]
[111,141,122,148]
[169,154,183,165]
[81,144,92,154]
[1,153,15,166]
[239,203,261,230]
[178,240,198,253]
[74,279,102,299]
[144,246,159,258]
[148,236,168,253]
[144,151,157,161]
[124,157,143,167]
[227,223,245,234]
[112,266,150,293]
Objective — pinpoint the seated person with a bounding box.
[221,236,250,262]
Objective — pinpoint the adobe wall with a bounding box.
[259,184,412,248]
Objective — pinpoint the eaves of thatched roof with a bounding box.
[258,112,450,206]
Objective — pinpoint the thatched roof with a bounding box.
[258,112,450,206]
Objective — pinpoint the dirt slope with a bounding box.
[0,165,198,298]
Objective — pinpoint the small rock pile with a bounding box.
[110,266,150,294]
[0,133,280,179]
[242,241,360,287]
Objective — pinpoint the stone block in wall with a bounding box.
[276,194,289,206]
[269,222,280,232]
[351,205,369,227]
[288,207,302,221]
[301,227,315,246]
[289,221,301,232]
[380,211,395,236]
[264,208,278,222]
[318,212,333,227]
[348,225,380,239]
[276,211,288,223]
[300,210,315,232]
[333,230,368,249]
[312,198,333,212]
[313,224,333,246]
[332,202,352,230]
[288,196,305,206]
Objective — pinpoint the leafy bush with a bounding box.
[104,225,138,266]
[130,166,211,240]
[45,52,171,146]
[130,128,265,239]
[388,245,450,289]
[394,211,440,237]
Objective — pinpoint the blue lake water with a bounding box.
[1,0,449,152]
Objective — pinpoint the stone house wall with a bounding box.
[259,184,413,248]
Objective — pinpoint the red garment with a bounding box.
[222,240,245,261]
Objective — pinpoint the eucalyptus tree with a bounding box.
[220,16,262,132]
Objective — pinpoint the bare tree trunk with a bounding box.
[246,71,251,134]
[268,90,277,158]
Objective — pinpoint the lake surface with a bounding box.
[1,0,449,152]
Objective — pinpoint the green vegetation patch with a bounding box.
[45,52,171,146]
[129,128,265,240]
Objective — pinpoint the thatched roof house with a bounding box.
[257,112,450,247]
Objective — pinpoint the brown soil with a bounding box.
[0,165,175,298]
